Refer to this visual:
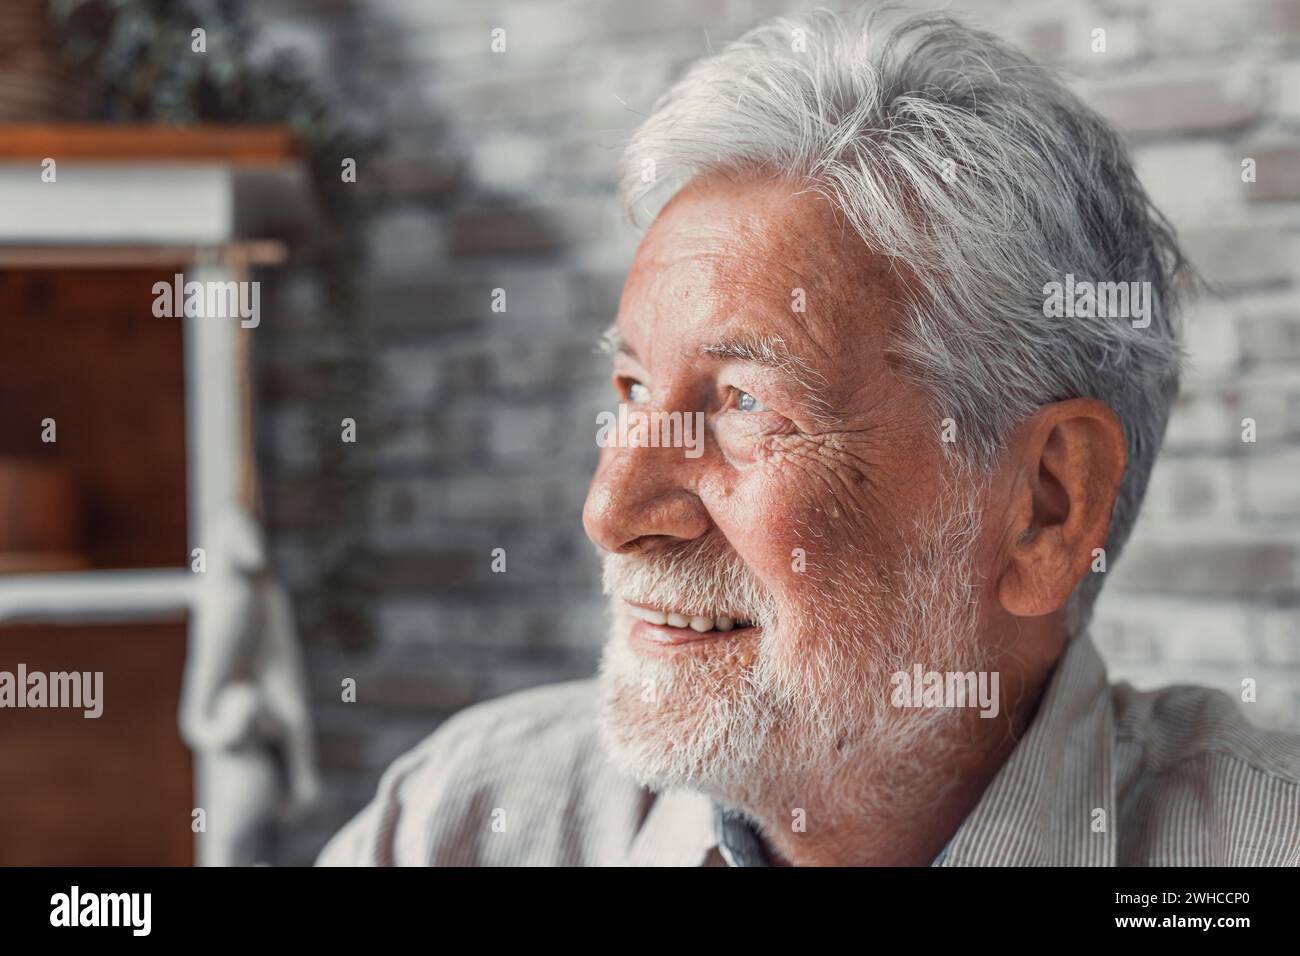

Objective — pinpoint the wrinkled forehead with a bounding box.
[618,173,909,377]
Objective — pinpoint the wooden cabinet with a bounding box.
[0,125,317,866]
[0,621,193,866]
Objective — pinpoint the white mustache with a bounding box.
[600,536,777,626]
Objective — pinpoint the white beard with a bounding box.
[596,485,992,820]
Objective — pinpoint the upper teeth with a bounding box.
[626,604,752,632]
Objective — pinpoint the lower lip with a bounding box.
[627,617,758,650]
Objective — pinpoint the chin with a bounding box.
[594,612,874,802]
[596,618,774,794]
[596,605,981,817]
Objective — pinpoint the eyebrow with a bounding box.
[596,325,842,427]
[699,334,803,373]
[700,333,841,427]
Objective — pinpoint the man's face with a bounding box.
[584,174,996,808]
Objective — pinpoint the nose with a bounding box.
[583,441,710,555]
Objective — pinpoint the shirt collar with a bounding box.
[942,632,1116,866]
[714,807,952,867]
[625,786,718,866]
[626,633,1115,866]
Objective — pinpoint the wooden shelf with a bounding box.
[0,241,288,268]
[0,619,194,865]
[0,569,192,623]
[0,125,318,244]
[0,123,299,165]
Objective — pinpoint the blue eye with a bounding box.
[628,382,651,404]
[736,390,769,413]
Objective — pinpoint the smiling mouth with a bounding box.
[623,600,757,640]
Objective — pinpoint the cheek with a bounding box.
[699,456,886,600]
[698,468,794,583]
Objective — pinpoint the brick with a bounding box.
[1133,142,1242,223]
[1278,0,1300,36]
[1088,602,1163,663]
[359,673,476,711]
[314,649,478,712]
[475,659,599,700]
[372,155,460,201]
[1180,225,1297,289]
[364,550,482,592]
[1115,539,1300,596]
[488,336,608,390]
[360,268,574,330]
[487,401,563,460]
[489,268,574,324]
[257,357,334,403]
[1058,8,1143,66]
[580,47,683,121]
[424,69,583,126]
[267,535,324,591]
[597,0,729,38]
[1162,391,1240,452]
[365,207,447,279]
[1146,0,1262,55]
[364,0,487,32]
[1018,18,1066,61]
[1078,69,1263,137]
[268,270,328,332]
[1277,60,1300,120]
[466,131,551,192]
[1091,594,1254,665]
[1140,456,1235,518]
[1102,661,1299,733]
[1169,384,1297,452]
[361,278,482,333]
[1250,607,1300,664]
[1180,298,1242,383]
[367,475,583,548]
[264,473,329,531]
[1241,451,1300,517]
[448,205,571,256]
[501,1,605,58]
[1243,140,1300,201]
[370,414,438,468]
[571,269,626,322]
[1175,394,1264,451]
[1240,309,1300,365]
[316,730,367,774]
[375,344,444,408]
[1235,383,1298,443]
[447,198,618,257]
[376,595,607,649]
[550,131,632,188]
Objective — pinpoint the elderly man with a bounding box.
[320,7,1300,866]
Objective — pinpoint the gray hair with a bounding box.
[619,5,1191,632]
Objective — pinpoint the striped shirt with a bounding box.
[317,634,1300,866]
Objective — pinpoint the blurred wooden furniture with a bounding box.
[0,124,316,866]
[0,459,86,571]
[0,621,192,866]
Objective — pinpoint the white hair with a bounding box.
[619,4,1191,631]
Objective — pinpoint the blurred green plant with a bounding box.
[47,0,371,263]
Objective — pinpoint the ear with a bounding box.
[995,399,1127,618]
